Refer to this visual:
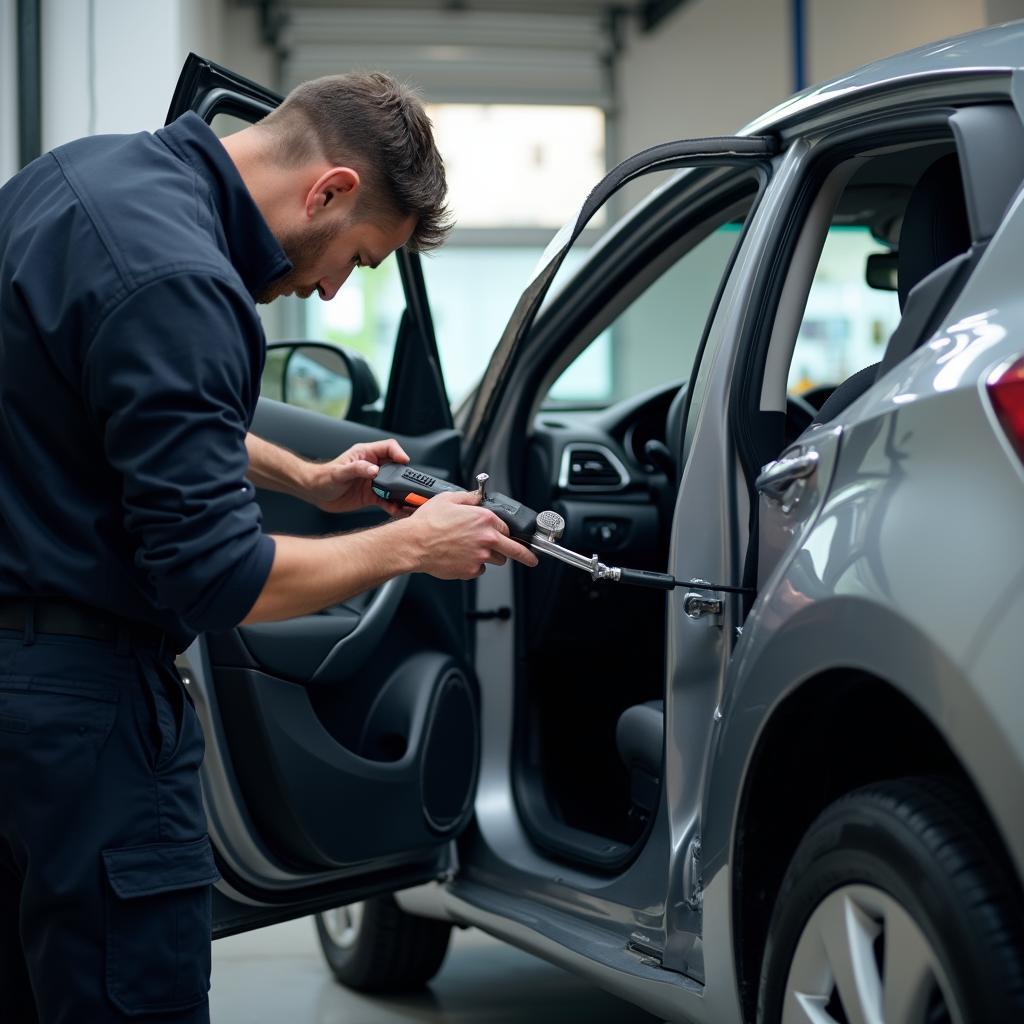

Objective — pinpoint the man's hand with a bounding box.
[399,490,539,578]
[308,439,410,515]
[243,479,540,625]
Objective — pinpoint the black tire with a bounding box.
[314,895,453,994]
[757,777,1024,1024]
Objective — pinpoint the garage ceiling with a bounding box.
[262,0,685,30]
[247,0,690,104]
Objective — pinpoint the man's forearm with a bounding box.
[241,519,421,623]
[240,487,539,623]
[244,433,314,498]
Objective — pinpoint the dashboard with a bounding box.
[523,378,820,571]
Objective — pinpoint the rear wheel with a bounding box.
[757,777,1024,1023]
[315,895,453,993]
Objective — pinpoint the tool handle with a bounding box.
[372,463,463,506]
[482,494,539,542]
[615,567,677,590]
[372,464,538,541]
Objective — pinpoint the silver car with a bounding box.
[175,22,1024,1024]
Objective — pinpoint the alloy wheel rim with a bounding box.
[782,884,962,1024]
[321,902,364,950]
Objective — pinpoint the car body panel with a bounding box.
[699,140,1024,1015]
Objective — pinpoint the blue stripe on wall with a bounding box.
[792,0,807,92]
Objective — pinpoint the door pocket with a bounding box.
[102,836,220,1016]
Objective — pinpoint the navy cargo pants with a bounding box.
[0,626,218,1022]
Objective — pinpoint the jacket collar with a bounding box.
[157,112,292,301]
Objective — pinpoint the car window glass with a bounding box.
[542,220,745,409]
[209,112,252,138]
[788,226,901,396]
[421,246,594,409]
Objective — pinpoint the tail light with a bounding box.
[987,356,1024,463]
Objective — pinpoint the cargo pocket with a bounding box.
[102,836,220,1016]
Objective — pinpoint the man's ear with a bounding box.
[304,167,360,220]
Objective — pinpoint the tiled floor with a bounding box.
[211,916,663,1024]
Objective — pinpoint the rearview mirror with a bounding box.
[866,251,899,291]
[263,342,381,423]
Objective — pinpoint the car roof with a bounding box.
[744,20,1024,136]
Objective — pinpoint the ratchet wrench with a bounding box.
[371,463,752,594]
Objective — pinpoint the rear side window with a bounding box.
[769,139,974,420]
[788,226,901,397]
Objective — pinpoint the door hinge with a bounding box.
[682,592,723,621]
[467,606,512,622]
[681,578,724,622]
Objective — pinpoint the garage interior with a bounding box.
[4,0,1024,1021]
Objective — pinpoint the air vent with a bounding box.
[559,444,629,491]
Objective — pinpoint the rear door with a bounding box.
[166,55,475,936]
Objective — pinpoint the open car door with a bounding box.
[166,56,474,936]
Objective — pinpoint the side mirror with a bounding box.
[866,251,899,291]
[263,342,381,423]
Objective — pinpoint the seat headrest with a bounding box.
[897,153,971,310]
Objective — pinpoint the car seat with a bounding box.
[615,700,664,823]
[811,152,972,426]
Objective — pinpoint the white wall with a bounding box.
[613,0,1023,168]
[220,2,276,88]
[180,0,224,75]
[27,0,1022,170]
[806,0,989,84]
[615,0,791,156]
[42,0,177,149]
[1,0,19,181]
[988,0,1024,23]
[39,0,270,153]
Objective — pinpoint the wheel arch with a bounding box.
[729,670,978,1020]
[702,595,1024,1022]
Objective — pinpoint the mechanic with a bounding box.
[0,72,537,1023]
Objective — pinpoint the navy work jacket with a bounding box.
[0,113,290,650]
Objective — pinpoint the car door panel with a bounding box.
[209,650,475,868]
[232,400,461,687]
[189,397,476,903]
[458,145,775,976]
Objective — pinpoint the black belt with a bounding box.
[0,599,169,652]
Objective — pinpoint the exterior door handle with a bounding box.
[756,450,819,510]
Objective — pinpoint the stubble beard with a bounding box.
[257,219,344,304]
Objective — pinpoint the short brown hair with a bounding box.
[261,72,452,252]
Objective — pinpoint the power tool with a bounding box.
[372,463,751,595]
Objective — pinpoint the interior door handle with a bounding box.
[238,574,410,685]
[756,450,819,502]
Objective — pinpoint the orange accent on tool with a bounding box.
[405,492,429,507]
